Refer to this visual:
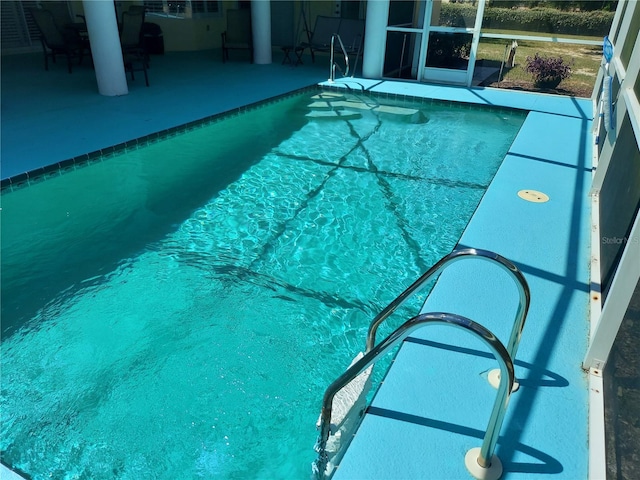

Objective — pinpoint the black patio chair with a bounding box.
[221,9,253,63]
[299,16,364,70]
[121,9,149,86]
[299,16,341,64]
[29,8,88,73]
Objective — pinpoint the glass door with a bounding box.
[422,0,485,85]
[383,0,485,86]
[383,1,426,80]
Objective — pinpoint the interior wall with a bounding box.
[116,1,295,53]
[9,0,331,54]
[146,16,222,51]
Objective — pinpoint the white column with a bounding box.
[251,0,272,65]
[82,0,128,96]
[363,0,389,79]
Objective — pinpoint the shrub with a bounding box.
[438,2,478,28]
[483,7,614,36]
[439,3,614,36]
[524,54,572,87]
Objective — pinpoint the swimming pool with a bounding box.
[0,89,525,479]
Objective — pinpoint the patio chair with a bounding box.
[29,8,88,73]
[299,15,341,64]
[221,9,253,63]
[45,1,75,27]
[337,18,364,60]
[121,9,149,86]
[336,18,364,75]
[299,16,364,74]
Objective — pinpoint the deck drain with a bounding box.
[517,189,549,203]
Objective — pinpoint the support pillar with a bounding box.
[251,0,272,64]
[363,0,389,79]
[82,0,128,96]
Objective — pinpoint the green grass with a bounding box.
[476,37,602,95]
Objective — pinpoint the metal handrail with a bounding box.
[329,33,349,82]
[366,248,530,363]
[313,312,515,477]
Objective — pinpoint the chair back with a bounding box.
[225,9,252,45]
[45,1,74,29]
[310,16,341,47]
[30,9,66,48]
[121,10,145,49]
[338,18,364,52]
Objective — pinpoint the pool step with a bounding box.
[306,109,362,120]
[339,101,422,119]
[307,100,337,111]
[307,96,425,122]
[310,92,346,102]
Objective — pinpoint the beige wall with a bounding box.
[146,16,224,51]
[144,0,234,51]
[72,0,338,52]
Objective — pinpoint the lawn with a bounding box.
[476,34,604,97]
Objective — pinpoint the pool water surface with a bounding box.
[0,90,525,479]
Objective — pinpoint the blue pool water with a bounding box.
[0,90,525,479]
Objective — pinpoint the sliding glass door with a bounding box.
[383,0,485,86]
[422,0,484,85]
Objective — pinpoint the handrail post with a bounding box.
[328,33,350,83]
[313,312,515,479]
[329,35,335,82]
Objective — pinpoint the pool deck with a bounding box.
[1,51,597,479]
[0,50,331,181]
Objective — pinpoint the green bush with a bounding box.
[524,53,572,87]
[437,2,479,28]
[488,1,617,12]
[439,3,614,37]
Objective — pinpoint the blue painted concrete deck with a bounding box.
[327,80,594,479]
[0,51,330,180]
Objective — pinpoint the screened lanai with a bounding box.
[1,1,639,479]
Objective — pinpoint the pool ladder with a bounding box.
[313,248,531,480]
